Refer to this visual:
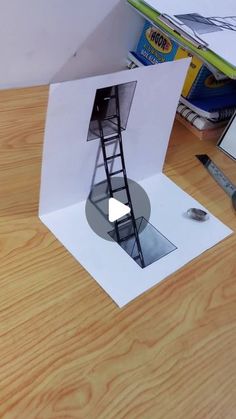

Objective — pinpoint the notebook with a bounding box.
[128,0,236,78]
[127,51,236,121]
[177,103,227,131]
[180,96,236,120]
[126,52,228,138]
[141,0,236,68]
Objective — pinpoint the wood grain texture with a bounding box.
[0,86,236,419]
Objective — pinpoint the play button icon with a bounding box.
[108,198,131,222]
[85,176,151,241]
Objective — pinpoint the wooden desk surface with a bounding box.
[0,86,236,419]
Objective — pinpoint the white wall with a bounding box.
[0,0,144,89]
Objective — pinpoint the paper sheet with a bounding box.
[143,0,236,67]
[40,61,233,307]
[0,0,144,88]
[40,174,232,307]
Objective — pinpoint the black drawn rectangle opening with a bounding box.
[108,217,177,269]
[87,80,137,141]
[175,13,222,34]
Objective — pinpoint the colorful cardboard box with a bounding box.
[136,21,236,99]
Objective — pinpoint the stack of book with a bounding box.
[127,17,236,140]
[176,96,236,140]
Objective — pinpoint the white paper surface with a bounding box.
[40,61,233,307]
[0,0,143,88]
[144,0,236,16]
[143,0,236,67]
[40,174,232,307]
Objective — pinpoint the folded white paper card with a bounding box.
[40,61,232,307]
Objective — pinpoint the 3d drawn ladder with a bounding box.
[96,85,145,268]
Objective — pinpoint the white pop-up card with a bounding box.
[40,61,232,307]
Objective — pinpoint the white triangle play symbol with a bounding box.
[108,198,131,222]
